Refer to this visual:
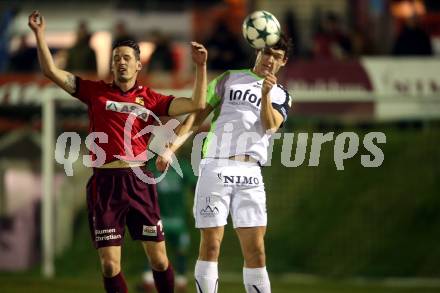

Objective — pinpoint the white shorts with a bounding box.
[193,158,267,228]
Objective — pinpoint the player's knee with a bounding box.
[100,258,121,277]
[150,255,169,272]
[244,247,266,267]
[200,241,221,260]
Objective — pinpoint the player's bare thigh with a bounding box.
[199,226,225,261]
[235,226,267,268]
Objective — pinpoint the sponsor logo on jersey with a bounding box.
[135,96,144,106]
[229,89,262,108]
[200,196,220,217]
[218,173,260,185]
[142,225,158,236]
[200,205,220,217]
[106,101,151,121]
[95,228,122,242]
[252,81,262,89]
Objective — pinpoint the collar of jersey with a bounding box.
[247,69,264,80]
[227,69,263,81]
[111,80,140,94]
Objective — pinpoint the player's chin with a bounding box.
[116,74,131,82]
[260,69,271,77]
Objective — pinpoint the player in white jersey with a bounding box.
[157,34,292,293]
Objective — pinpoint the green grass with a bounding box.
[1,273,439,293]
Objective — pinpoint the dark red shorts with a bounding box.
[86,167,164,249]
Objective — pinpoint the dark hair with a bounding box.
[271,33,293,59]
[112,39,140,60]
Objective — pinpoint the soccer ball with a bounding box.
[242,10,281,49]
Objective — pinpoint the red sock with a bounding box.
[153,264,175,293]
[103,272,128,293]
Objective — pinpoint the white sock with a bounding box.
[194,260,218,293]
[243,267,271,293]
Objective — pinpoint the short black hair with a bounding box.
[112,39,140,60]
[271,33,293,60]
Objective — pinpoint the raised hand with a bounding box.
[262,73,277,97]
[191,42,208,66]
[28,10,45,34]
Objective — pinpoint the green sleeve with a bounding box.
[207,71,229,108]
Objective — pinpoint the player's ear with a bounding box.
[280,57,287,67]
[255,49,263,63]
[136,59,142,72]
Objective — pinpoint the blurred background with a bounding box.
[0,0,440,292]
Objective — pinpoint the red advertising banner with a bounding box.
[282,59,373,94]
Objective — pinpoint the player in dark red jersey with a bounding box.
[29,10,207,293]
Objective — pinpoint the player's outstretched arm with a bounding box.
[156,105,213,172]
[168,42,207,116]
[260,73,284,134]
[28,11,76,94]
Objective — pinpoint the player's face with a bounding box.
[111,46,142,82]
[253,48,287,77]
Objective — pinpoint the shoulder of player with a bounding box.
[227,68,258,79]
[76,79,110,92]
[97,80,111,88]
[75,78,108,92]
[275,83,288,94]
[214,70,232,82]
[141,86,163,95]
[76,76,106,85]
[217,68,256,80]
[214,69,259,87]
[139,86,170,101]
[273,84,293,105]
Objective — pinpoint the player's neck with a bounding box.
[251,67,263,78]
[252,67,270,79]
[114,79,137,92]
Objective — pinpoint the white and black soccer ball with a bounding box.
[242,10,281,49]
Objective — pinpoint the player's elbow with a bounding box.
[42,70,57,84]
[262,120,279,134]
[192,100,206,111]
[196,102,206,111]
[265,126,278,135]
[41,66,56,79]
[41,67,52,77]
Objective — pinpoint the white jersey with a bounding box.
[202,69,292,164]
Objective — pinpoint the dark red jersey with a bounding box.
[72,77,174,166]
